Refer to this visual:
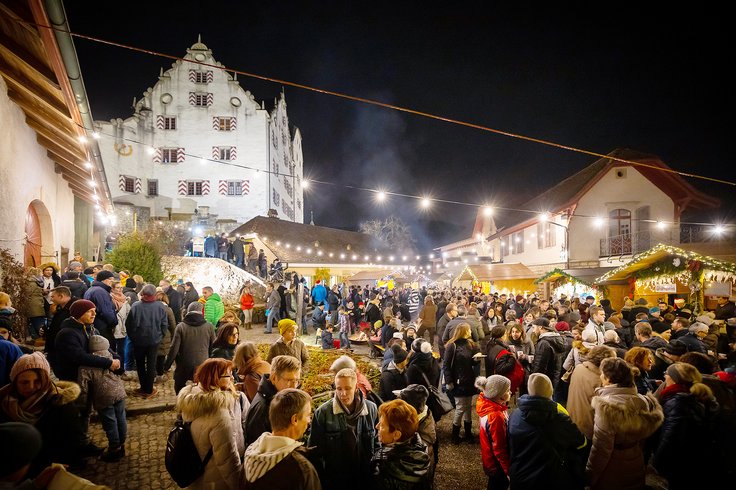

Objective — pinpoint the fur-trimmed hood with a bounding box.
[176,383,236,421]
[50,380,81,406]
[591,385,664,439]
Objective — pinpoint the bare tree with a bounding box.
[359,216,416,251]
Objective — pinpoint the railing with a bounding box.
[599,225,719,257]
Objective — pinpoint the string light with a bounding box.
[376,191,387,202]
[421,197,431,208]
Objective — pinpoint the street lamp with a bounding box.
[540,214,570,270]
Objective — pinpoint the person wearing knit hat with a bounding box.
[475,375,511,487]
[266,318,309,368]
[654,362,718,486]
[83,268,119,348]
[380,344,409,402]
[527,372,554,399]
[0,352,88,472]
[555,320,570,332]
[406,338,441,396]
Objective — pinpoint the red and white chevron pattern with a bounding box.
[218,180,228,195]
[207,71,213,83]
[152,148,162,163]
[230,147,237,160]
[178,180,187,196]
[212,147,220,159]
[201,181,210,195]
[189,92,213,107]
[188,70,196,83]
[212,117,237,130]
[242,179,249,195]
[212,118,220,130]
[156,115,164,130]
[230,117,237,130]
[135,178,142,194]
[119,175,126,191]
[176,148,185,163]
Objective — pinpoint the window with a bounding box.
[193,71,208,84]
[512,231,524,254]
[123,177,135,193]
[609,209,631,237]
[161,148,178,163]
[187,181,203,196]
[500,236,509,258]
[163,116,176,130]
[217,147,233,161]
[192,93,210,107]
[537,223,557,249]
[216,117,235,131]
[272,188,281,207]
[147,180,158,196]
[227,181,242,196]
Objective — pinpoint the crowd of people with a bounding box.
[2,258,736,489]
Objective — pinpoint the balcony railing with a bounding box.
[599,225,713,257]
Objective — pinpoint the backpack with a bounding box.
[165,418,213,487]
[491,347,525,395]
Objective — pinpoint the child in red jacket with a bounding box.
[475,375,512,490]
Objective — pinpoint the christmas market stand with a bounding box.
[594,243,736,314]
[534,268,602,302]
[454,263,537,296]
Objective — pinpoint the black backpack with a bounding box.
[165,418,213,487]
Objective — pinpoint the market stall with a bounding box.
[594,244,736,314]
[454,263,537,296]
[534,268,601,302]
[346,269,408,289]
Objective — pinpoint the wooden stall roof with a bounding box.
[346,269,407,284]
[456,263,537,282]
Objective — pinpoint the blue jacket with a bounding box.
[125,299,168,347]
[311,284,327,304]
[83,281,118,333]
[54,317,114,381]
[312,307,327,327]
[0,339,23,386]
[321,329,334,349]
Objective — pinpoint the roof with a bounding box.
[346,269,408,284]
[456,263,537,282]
[595,243,736,283]
[488,148,720,240]
[534,268,594,287]
[229,216,398,264]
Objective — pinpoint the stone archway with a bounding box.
[24,200,55,267]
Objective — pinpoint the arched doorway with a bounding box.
[24,201,55,267]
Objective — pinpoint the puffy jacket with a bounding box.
[406,352,441,389]
[476,393,510,476]
[380,362,408,401]
[531,332,566,389]
[370,432,430,490]
[54,318,113,381]
[125,299,168,347]
[61,279,88,299]
[417,303,437,328]
[84,281,118,334]
[245,374,278,445]
[240,293,255,310]
[203,293,225,326]
[165,312,215,373]
[443,339,480,396]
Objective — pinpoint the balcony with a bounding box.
[599,225,718,257]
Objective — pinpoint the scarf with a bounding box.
[0,373,53,424]
[111,289,127,311]
[336,389,367,425]
[658,382,690,402]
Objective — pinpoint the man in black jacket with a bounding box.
[244,355,301,445]
[159,279,182,324]
[45,286,76,373]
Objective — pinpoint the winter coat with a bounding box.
[61,279,87,299]
[125,299,168,347]
[508,395,588,490]
[416,407,436,476]
[678,332,707,354]
[531,332,566,389]
[157,303,176,356]
[442,317,478,344]
[165,312,216,376]
[586,385,663,490]
[308,392,378,489]
[240,293,255,310]
[370,433,430,490]
[164,287,183,324]
[640,336,668,352]
[266,338,309,367]
[406,352,441,389]
[83,281,118,335]
[176,384,245,489]
[321,329,335,350]
[649,347,676,382]
[183,288,200,310]
[380,362,408,401]
[245,374,278,445]
[113,299,131,339]
[466,312,485,341]
[417,303,437,328]
[566,361,605,440]
[476,393,510,476]
[266,290,280,311]
[243,433,321,490]
[582,319,606,346]
[653,385,720,488]
[310,284,327,305]
[78,356,127,410]
[443,339,480,396]
[211,344,236,360]
[0,339,23,387]
[26,277,46,318]
[45,299,76,371]
[54,318,114,382]
[204,293,225,326]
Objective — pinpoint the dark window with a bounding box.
[124,177,135,193]
[227,181,242,196]
[161,148,178,163]
[163,117,176,130]
[187,181,203,196]
[148,180,158,196]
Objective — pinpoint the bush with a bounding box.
[106,233,163,284]
[0,248,30,337]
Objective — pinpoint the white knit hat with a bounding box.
[527,373,553,399]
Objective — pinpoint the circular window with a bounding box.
[160,93,172,104]
[230,97,242,107]
[194,53,206,62]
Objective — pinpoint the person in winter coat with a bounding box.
[586,357,664,490]
[650,340,687,382]
[154,290,177,381]
[476,375,512,490]
[485,326,524,395]
[77,335,128,462]
[321,324,335,350]
[371,399,431,490]
[125,284,168,397]
[330,355,374,399]
[508,373,588,490]
[25,268,46,341]
[566,346,617,440]
[652,362,721,489]
[417,295,438,347]
[0,352,87,475]
[406,339,441,389]
[309,368,379,490]
[159,280,182,324]
[240,285,255,330]
[505,322,534,395]
[582,306,607,346]
[396,384,437,480]
[176,358,248,490]
[380,344,409,402]
[624,347,659,395]
[211,323,239,360]
[243,388,320,489]
[267,319,309,367]
[443,323,481,443]
[265,283,281,334]
[83,270,119,345]
[110,281,131,359]
[202,287,225,327]
[60,271,88,299]
[234,342,272,402]
[530,319,566,397]
[245,355,302,445]
[182,282,200,311]
[165,302,216,394]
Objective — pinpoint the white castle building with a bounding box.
[95,37,304,231]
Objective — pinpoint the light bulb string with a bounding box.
[21,19,735,188]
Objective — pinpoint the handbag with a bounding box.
[561,364,575,383]
[420,371,453,421]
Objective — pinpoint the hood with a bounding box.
[243,432,303,482]
[476,393,507,418]
[516,394,559,425]
[176,383,234,420]
[591,385,663,438]
[51,380,81,406]
[207,293,223,303]
[183,312,207,326]
[538,332,565,352]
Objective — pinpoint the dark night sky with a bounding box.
[64,2,735,252]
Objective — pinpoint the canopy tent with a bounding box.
[455,263,537,296]
[534,268,601,302]
[594,244,736,314]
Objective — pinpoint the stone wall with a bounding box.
[160,255,266,303]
